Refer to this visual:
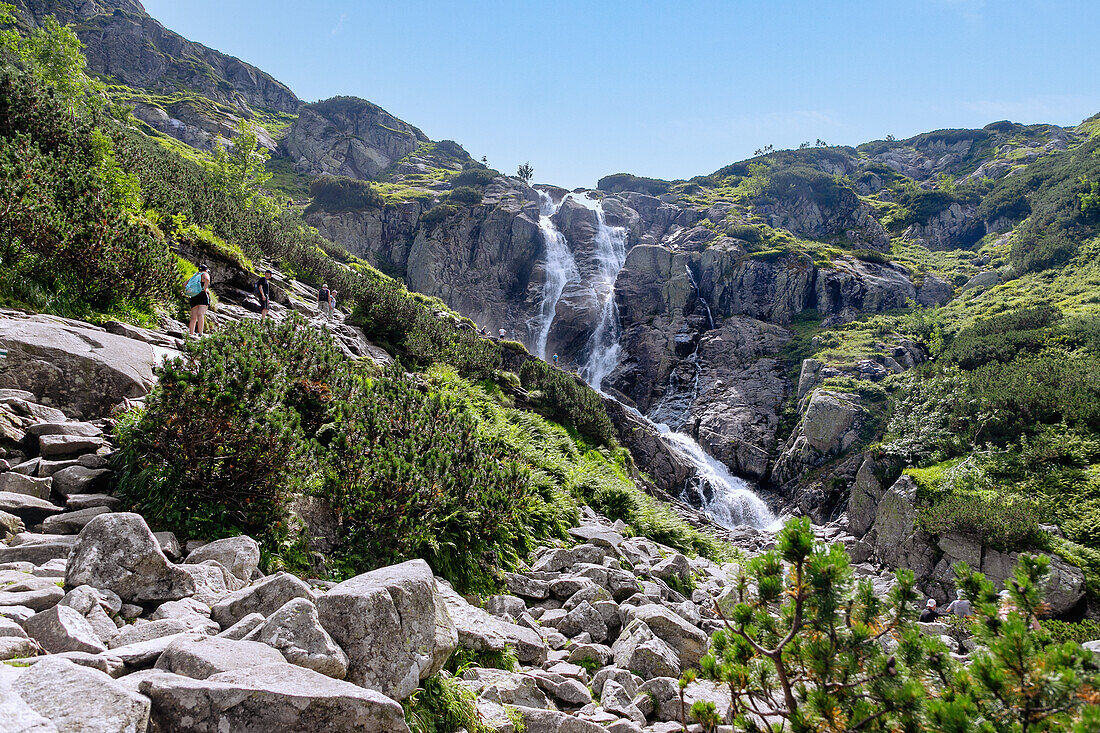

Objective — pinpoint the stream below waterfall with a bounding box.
[528,191,779,531]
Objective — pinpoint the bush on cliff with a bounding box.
[306,175,383,214]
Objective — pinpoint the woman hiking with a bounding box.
[186,264,211,337]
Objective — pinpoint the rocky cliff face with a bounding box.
[18,0,299,115]
[284,97,430,179]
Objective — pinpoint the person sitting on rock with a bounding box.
[919,598,942,622]
[945,588,973,617]
[254,270,272,320]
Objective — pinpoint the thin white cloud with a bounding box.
[931,0,986,23]
[331,13,346,36]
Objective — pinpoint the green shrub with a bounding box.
[421,204,457,227]
[318,363,537,592]
[450,167,495,187]
[403,674,490,733]
[725,223,764,242]
[444,645,518,674]
[1039,619,1100,645]
[0,69,175,318]
[446,186,483,206]
[114,317,340,542]
[306,175,383,213]
[917,492,1046,552]
[519,359,615,446]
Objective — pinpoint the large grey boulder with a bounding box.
[12,656,151,732]
[868,476,935,580]
[510,706,605,733]
[66,513,197,603]
[621,604,708,669]
[185,536,261,582]
[0,316,162,419]
[155,635,286,679]
[847,458,886,537]
[252,598,349,679]
[316,559,457,700]
[436,580,548,665]
[0,664,55,732]
[23,604,107,654]
[211,572,317,628]
[140,663,410,732]
[611,619,681,679]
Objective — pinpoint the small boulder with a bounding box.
[66,512,196,603]
[253,597,349,679]
[23,604,107,654]
[211,571,317,628]
[38,435,105,458]
[185,535,261,582]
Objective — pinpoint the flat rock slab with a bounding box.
[0,491,64,524]
[211,572,317,628]
[51,466,111,496]
[0,540,73,565]
[155,635,287,679]
[38,435,107,458]
[436,580,548,665]
[0,317,160,420]
[39,505,112,534]
[140,663,410,732]
[0,472,52,500]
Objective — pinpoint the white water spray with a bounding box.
[529,191,580,359]
[530,191,777,531]
[573,195,628,390]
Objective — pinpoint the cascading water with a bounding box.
[529,191,580,360]
[532,192,778,531]
[573,195,628,390]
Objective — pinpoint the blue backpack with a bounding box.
[184,272,204,297]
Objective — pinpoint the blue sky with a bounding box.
[142,0,1100,189]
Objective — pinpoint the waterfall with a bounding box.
[659,427,778,530]
[529,191,579,359]
[573,195,628,390]
[531,191,778,531]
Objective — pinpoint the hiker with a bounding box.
[186,264,211,337]
[498,327,507,339]
[945,588,973,617]
[254,269,272,319]
[919,598,942,623]
[329,289,338,318]
[318,283,332,321]
[552,353,559,366]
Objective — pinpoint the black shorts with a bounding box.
[189,291,210,308]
